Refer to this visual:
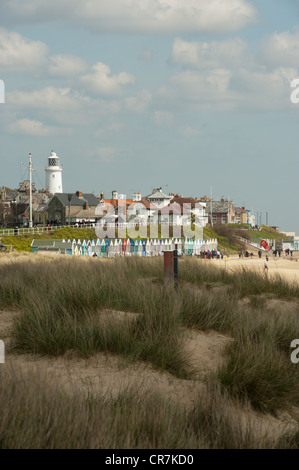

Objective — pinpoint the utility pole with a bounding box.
[68,194,72,225]
[29,153,33,228]
[210,185,213,227]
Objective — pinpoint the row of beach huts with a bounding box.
[31,237,218,257]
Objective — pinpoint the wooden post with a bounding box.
[164,248,178,290]
[164,251,174,286]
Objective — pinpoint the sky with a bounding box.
[0,0,299,233]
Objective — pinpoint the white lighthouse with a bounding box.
[45,150,63,194]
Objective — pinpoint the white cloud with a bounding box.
[49,54,88,77]
[80,62,135,97]
[230,67,298,110]
[8,87,87,110]
[260,32,299,68]
[124,90,152,113]
[0,28,88,78]
[0,0,258,33]
[171,37,248,69]
[159,69,232,103]
[6,118,71,136]
[5,86,124,131]
[154,111,173,126]
[0,27,48,71]
[158,66,297,111]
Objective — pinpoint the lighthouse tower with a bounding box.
[45,150,63,194]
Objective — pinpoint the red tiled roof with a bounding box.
[172,197,204,208]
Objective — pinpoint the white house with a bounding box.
[145,188,173,209]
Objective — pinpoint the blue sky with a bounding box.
[0,0,298,232]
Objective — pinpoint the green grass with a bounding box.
[246,225,291,243]
[203,226,240,253]
[2,227,97,252]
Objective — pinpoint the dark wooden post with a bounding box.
[164,247,178,290]
[164,251,174,286]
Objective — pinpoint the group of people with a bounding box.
[258,248,293,258]
[239,250,254,259]
[199,249,224,259]
[272,249,283,257]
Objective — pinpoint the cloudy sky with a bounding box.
[0,0,299,232]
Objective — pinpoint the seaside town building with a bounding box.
[47,191,99,225]
[0,150,261,231]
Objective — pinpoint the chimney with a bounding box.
[26,185,30,196]
[1,187,6,200]
[133,192,141,202]
[83,200,89,210]
[76,190,83,198]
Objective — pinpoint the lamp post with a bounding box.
[210,185,213,227]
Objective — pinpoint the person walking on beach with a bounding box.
[264,258,268,272]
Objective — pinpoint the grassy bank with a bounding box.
[1,224,239,253]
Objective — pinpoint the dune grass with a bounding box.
[0,364,199,449]
[0,364,283,449]
[1,255,299,419]
[5,257,188,377]
[217,339,299,414]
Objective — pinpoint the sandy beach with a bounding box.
[215,254,299,285]
[2,250,299,284]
